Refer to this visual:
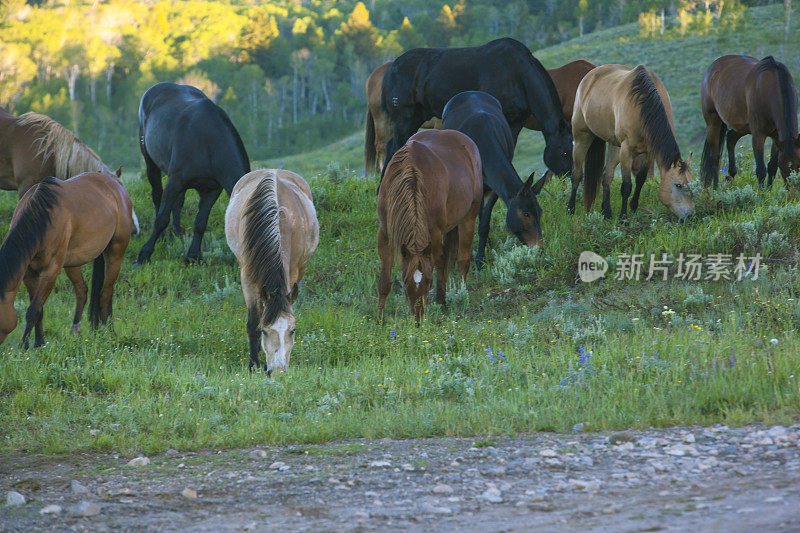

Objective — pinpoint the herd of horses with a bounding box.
[1,37,799,372]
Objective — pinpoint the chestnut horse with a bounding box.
[0,171,134,348]
[365,59,596,176]
[377,129,482,324]
[225,169,319,373]
[570,64,694,220]
[700,55,800,189]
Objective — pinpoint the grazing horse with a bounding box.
[364,62,442,175]
[380,38,572,182]
[0,109,139,232]
[137,82,250,265]
[377,129,482,324]
[700,55,800,189]
[442,91,546,270]
[0,171,134,348]
[570,64,694,220]
[225,169,319,373]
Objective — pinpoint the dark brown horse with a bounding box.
[701,55,800,188]
[0,171,134,348]
[377,129,482,324]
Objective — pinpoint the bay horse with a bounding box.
[380,38,572,182]
[377,129,482,324]
[225,169,319,373]
[0,171,134,348]
[137,82,250,265]
[442,91,546,270]
[570,64,694,220]
[0,109,139,232]
[700,55,800,189]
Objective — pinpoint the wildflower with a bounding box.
[485,346,494,362]
[578,345,591,365]
[390,329,396,340]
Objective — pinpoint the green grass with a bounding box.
[2,4,800,455]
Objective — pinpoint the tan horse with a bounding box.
[377,129,482,324]
[0,171,134,348]
[225,169,319,373]
[570,64,694,220]
[0,109,139,232]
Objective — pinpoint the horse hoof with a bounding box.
[184,256,205,266]
[70,324,82,336]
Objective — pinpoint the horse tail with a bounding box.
[701,122,726,186]
[365,109,377,174]
[89,253,105,328]
[582,136,606,212]
[385,143,430,257]
[242,173,289,325]
[775,61,798,148]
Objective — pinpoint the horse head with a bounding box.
[260,303,296,374]
[543,120,573,177]
[401,245,433,325]
[657,154,695,219]
[778,138,800,178]
[506,172,546,248]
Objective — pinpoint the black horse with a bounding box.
[442,91,546,269]
[380,37,572,183]
[136,82,250,265]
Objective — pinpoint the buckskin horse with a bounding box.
[137,82,250,265]
[377,129,482,324]
[700,55,800,189]
[225,169,319,373]
[0,170,134,348]
[379,38,572,183]
[442,91,546,270]
[570,64,694,220]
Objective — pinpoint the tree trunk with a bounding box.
[66,64,79,101]
[106,63,114,103]
[660,8,665,39]
[786,0,792,42]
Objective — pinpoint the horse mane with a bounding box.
[0,177,61,294]
[16,112,111,180]
[757,56,798,147]
[385,143,430,256]
[242,173,289,325]
[629,66,685,171]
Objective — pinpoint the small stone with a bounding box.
[40,504,62,515]
[432,484,454,494]
[609,431,636,445]
[71,480,90,495]
[572,423,585,433]
[181,488,197,499]
[480,487,503,503]
[539,448,557,457]
[127,456,150,467]
[249,450,267,459]
[89,429,100,436]
[69,501,101,517]
[569,479,600,491]
[369,460,392,468]
[354,510,369,520]
[269,461,287,470]
[6,491,26,506]
[166,449,180,457]
[420,503,452,515]
[682,433,696,444]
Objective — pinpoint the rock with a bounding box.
[269,461,287,470]
[609,431,636,444]
[432,484,454,494]
[39,504,62,515]
[6,491,26,506]
[539,448,557,457]
[181,488,197,499]
[369,460,392,468]
[354,510,370,520]
[572,423,585,433]
[249,450,267,459]
[682,433,696,444]
[420,502,452,515]
[665,444,698,457]
[569,479,600,491]
[480,486,503,503]
[127,456,150,467]
[166,449,180,457]
[71,480,90,495]
[486,466,506,477]
[69,501,101,517]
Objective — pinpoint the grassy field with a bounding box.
[2,5,800,455]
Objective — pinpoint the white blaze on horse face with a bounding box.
[413,270,422,287]
[261,314,295,373]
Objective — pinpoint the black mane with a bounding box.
[630,66,684,170]
[0,177,60,293]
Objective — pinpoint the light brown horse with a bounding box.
[377,129,482,324]
[700,55,800,189]
[0,170,134,348]
[570,64,694,220]
[225,169,319,373]
[0,109,139,231]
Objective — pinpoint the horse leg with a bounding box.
[456,205,479,282]
[136,179,185,265]
[432,233,447,308]
[22,267,58,349]
[171,190,186,237]
[144,151,163,210]
[185,188,222,264]
[767,141,779,188]
[65,267,87,336]
[568,132,592,214]
[701,118,724,188]
[726,130,743,183]
[630,155,651,214]
[376,227,393,323]
[98,242,126,325]
[601,145,621,219]
[475,192,499,270]
[752,132,767,187]
[618,145,634,220]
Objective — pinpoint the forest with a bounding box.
[0,0,783,167]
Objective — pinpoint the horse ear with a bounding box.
[532,171,548,195]
[520,172,535,195]
[686,152,693,165]
[115,165,122,178]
